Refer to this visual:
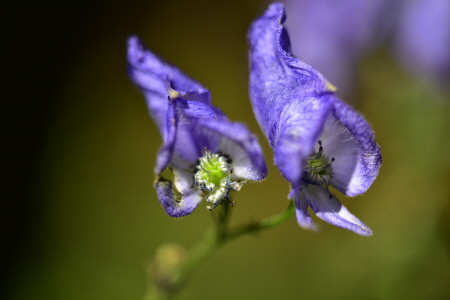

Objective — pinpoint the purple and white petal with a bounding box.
[317,114,359,195]
[171,118,208,164]
[172,100,224,163]
[302,185,372,236]
[330,100,382,196]
[155,177,203,218]
[274,95,332,189]
[195,118,268,181]
[294,189,318,232]
[172,168,196,195]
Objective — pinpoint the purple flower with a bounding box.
[248,3,381,235]
[282,0,450,91]
[395,0,450,86]
[128,36,267,218]
[282,0,387,96]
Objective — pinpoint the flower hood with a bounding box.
[248,3,381,235]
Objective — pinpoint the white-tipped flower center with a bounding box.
[194,148,244,210]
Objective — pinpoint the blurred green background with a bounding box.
[3,0,450,299]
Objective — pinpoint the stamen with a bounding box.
[303,140,335,192]
[193,148,243,211]
[225,196,236,207]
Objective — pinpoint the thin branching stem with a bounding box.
[144,200,295,300]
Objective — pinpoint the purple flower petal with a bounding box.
[316,115,359,194]
[248,3,335,189]
[154,99,178,174]
[273,95,332,189]
[294,189,318,232]
[171,99,224,163]
[330,100,382,196]
[248,3,329,147]
[127,36,211,134]
[195,118,268,181]
[298,185,372,236]
[155,176,202,218]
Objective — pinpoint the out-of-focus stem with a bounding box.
[143,200,295,300]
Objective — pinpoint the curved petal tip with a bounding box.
[155,177,202,218]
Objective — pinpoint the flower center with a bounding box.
[193,148,244,211]
[303,140,335,198]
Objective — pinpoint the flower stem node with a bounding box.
[194,148,244,211]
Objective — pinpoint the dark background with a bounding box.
[3,1,450,299]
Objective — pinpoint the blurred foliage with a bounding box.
[3,0,450,300]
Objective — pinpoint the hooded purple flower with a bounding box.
[395,0,450,86]
[248,3,381,236]
[128,36,267,217]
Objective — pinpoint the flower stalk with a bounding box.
[143,200,295,300]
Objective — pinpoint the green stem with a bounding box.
[144,200,295,300]
[216,200,233,240]
[175,229,219,291]
[142,285,171,300]
[225,200,295,242]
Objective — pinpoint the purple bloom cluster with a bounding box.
[127,3,382,236]
[283,0,450,92]
[127,36,267,217]
[248,3,381,235]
